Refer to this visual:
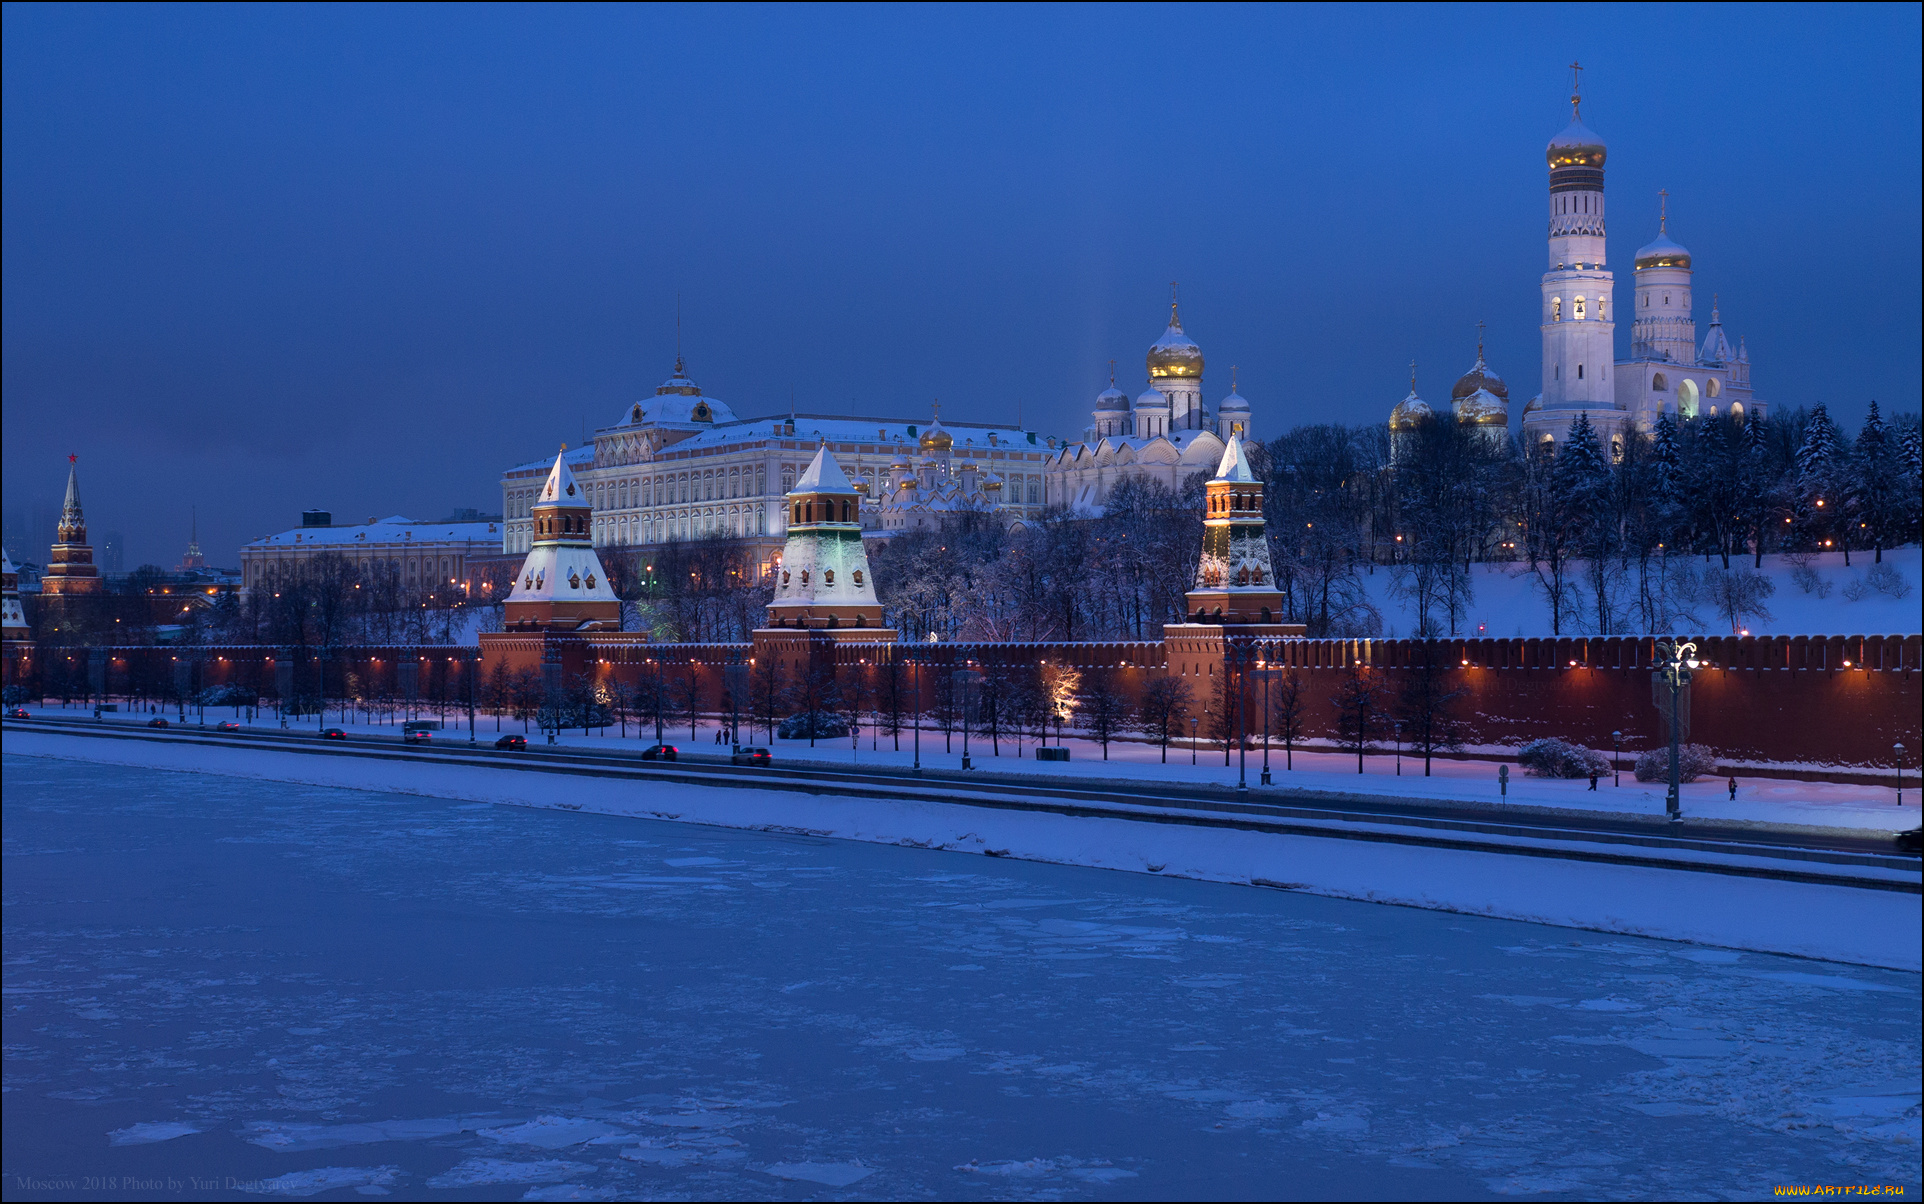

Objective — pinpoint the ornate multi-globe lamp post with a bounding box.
[1654,638,1699,821]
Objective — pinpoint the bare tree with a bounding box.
[1269,670,1306,770]
[1138,675,1193,763]
[1392,643,1468,775]
[1329,670,1383,774]
[1080,667,1129,760]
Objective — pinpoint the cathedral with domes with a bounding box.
[1392,69,1768,453]
[1048,292,1253,512]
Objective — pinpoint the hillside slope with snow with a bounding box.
[1359,547,1919,639]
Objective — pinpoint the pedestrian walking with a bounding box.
[1728,775,1737,801]
[1587,770,1598,791]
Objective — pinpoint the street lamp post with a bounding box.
[910,649,922,775]
[1896,742,1907,807]
[1259,647,1273,787]
[467,652,477,743]
[1654,638,1699,822]
[1612,729,1622,786]
[1190,716,1198,766]
[1231,639,1249,795]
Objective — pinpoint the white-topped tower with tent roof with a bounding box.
[502,446,621,632]
[763,444,893,636]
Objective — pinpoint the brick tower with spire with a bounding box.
[42,457,102,596]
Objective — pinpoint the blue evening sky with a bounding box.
[4,3,1918,568]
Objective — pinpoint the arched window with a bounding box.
[1574,296,1586,320]
[1552,298,1562,322]
[1652,373,1667,391]
[1577,364,1584,380]
[1706,378,1721,399]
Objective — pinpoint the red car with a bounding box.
[495,734,527,750]
[147,716,170,729]
[404,729,431,744]
[216,721,242,732]
[731,746,772,766]
[321,727,348,741]
[641,744,678,762]
[5,707,30,719]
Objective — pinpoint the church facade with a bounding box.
[1047,296,1255,513]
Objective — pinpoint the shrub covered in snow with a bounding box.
[1634,743,1719,783]
[778,710,850,740]
[1515,738,1610,779]
[1865,561,1911,600]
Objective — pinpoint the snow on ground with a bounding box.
[9,731,1919,971]
[3,756,1918,1200]
[39,705,1916,833]
[1358,546,1921,639]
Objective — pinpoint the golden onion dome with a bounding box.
[1450,351,1508,403]
[1634,231,1692,271]
[1147,305,1203,381]
[1523,394,1544,415]
[1546,118,1606,169]
[1389,392,1433,432]
[1453,387,1509,427]
[918,419,953,452]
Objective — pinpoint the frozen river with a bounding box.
[3,755,1918,1201]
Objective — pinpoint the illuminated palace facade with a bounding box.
[497,357,1058,576]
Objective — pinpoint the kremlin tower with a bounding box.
[502,447,621,632]
[42,457,102,596]
[1184,436,1287,626]
[764,444,888,631]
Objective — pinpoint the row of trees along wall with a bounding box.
[21,634,1917,771]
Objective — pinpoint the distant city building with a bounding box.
[497,355,1056,574]
[1047,295,1253,513]
[176,511,205,572]
[240,512,502,595]
[42,458,102,597]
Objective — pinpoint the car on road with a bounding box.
[495,734,527,750]
[147,716,170,729]
[731,746,772,766]
[5,707,30,719]
[321,727,348,741]
[216,721,243,732]
[641,744,678,761]
[1897,827,1923,856]
[403,729,431,744]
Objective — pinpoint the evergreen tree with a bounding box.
[1792,403,1843,551]
[1898,421,1924,546]
[1845,400,1897,562]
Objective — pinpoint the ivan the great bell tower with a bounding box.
[1527,65,1620,446]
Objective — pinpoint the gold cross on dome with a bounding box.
[1569,60,1584,118]
[1659,188,1669,232]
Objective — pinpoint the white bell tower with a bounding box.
[1528,64,1621,445]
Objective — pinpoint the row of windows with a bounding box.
[1642,291,1690,308]
[1554,193,1601,215]
[246,555,459,585]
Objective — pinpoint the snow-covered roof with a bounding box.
[1134,387,1170,409]
[1094,385,1129,412]
[791,444,855,495]
[504,446,595,476]
[1699,307,1734,366]
[245,516,501,549]
[1213,435,1257,483]
[1634,231,1691,269]
[537,447,584,506]
[1218,388,1249,412]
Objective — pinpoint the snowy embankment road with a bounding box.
[8,724,1919,972]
